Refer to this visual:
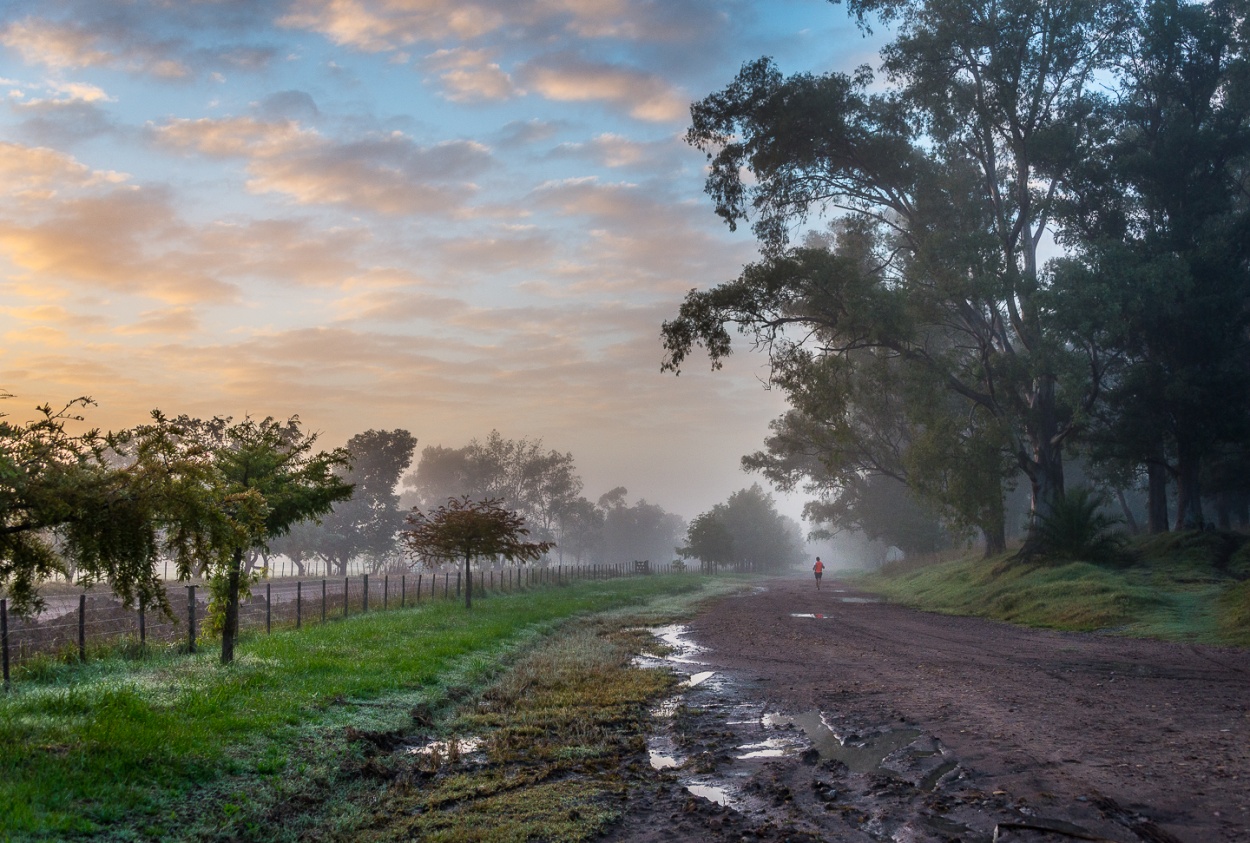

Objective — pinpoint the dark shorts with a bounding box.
[814,572,823,579]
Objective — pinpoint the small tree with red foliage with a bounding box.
[403,496,553,608]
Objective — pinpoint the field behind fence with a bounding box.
[0,561,689,684]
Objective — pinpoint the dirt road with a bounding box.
[609,576,1250,842]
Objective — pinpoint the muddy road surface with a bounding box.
[608,577,1250,843]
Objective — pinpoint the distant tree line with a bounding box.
[399,431,688,568]
[664,0,1250,555]
[681,484,806,571]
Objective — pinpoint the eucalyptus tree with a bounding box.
[1056,0,1250,529]
[280,428,417,574]
[403,432,581,546]
[664,0,1132,543]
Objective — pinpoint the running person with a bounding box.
[812,556,824,590]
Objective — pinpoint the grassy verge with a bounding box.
[857,532,1250,645]
[0,575,738,842]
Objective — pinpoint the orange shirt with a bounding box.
[813,560,824,573]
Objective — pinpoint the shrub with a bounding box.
[1027,488,1127,565]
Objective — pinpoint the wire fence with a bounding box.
[0,560,691,686]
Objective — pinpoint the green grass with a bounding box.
[0,575,729,842]
[860,532,1250,645]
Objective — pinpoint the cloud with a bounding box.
[256,90,321,123]
[279,0,728,52]
[519,53,686,121]
[548,132,682,169]
[279,0,508,51]
[497,119,564,148]
[153,117,494,215]
[0,142,127,200]
[422,47,519,102]
[0,16,191,78]
[117,307,201,335]
[0,186,239,305]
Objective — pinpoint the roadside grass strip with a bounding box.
[862,535,1250,645]
[0,575,729,842]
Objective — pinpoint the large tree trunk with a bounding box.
[981,485,1007,557]
[1147,459,1170,534]
[221,547,242,665]
[1018,407,1066,555]
[1114,488,1140,535]
[1174,442,1204,530]
[464,552,472,609]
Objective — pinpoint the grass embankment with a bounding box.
[860,531,1250,645]
[1,574,736,842]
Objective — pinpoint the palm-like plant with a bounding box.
[1027,488,1127,565]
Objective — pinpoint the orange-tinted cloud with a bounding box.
[153,117,493,215]
[519,54,686,122]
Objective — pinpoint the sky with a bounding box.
[0,0,882,523]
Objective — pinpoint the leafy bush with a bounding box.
[1028,488,1127,565]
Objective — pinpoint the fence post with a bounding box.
[363,574,369,613]
[321,579,327,623]
[187,585,197,653]
[2,598,9,690]
[78,594,86,662]
[139,598,146,648]
[344,577,349,618]
[456,571,461,599]
[297,581,302,629]
[266,582,272,634]
[444,572,449,599]
[384,574,389,610]
[401,574,406,608]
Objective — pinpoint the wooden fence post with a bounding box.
[297,581,302,629]
[78,594,86,662]
[363,574,369,613]
[321,579,327,623]
[2,598,10,689]
[266,582,272,634]
[138,598,146,648]
[187,585,197,653]
[384,574,389,610]
[444,572,449,599]
[401,574,406,608]
[344,577,349,618]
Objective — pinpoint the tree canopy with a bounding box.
[681,485,805,571]
[665,0,1250,553]
[403,496,553,608]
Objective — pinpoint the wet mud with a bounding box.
[604,578,1250,843]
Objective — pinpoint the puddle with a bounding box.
[790,613,830,619]
[684,671,716,688]
[838,597,881,604]
[686,783,731,805]
[649,748,682,769]
[767,711,921,774]
[736,737,804,759]
[651,623,708,665]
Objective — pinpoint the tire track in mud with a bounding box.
[605,578,1249,843]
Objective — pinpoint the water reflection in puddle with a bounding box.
[684,671,716,688]
[736,737,803,759]
[687,783,731,805]
[652,623,708,664]
[765,711,920,773]
[649,749,682,769]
